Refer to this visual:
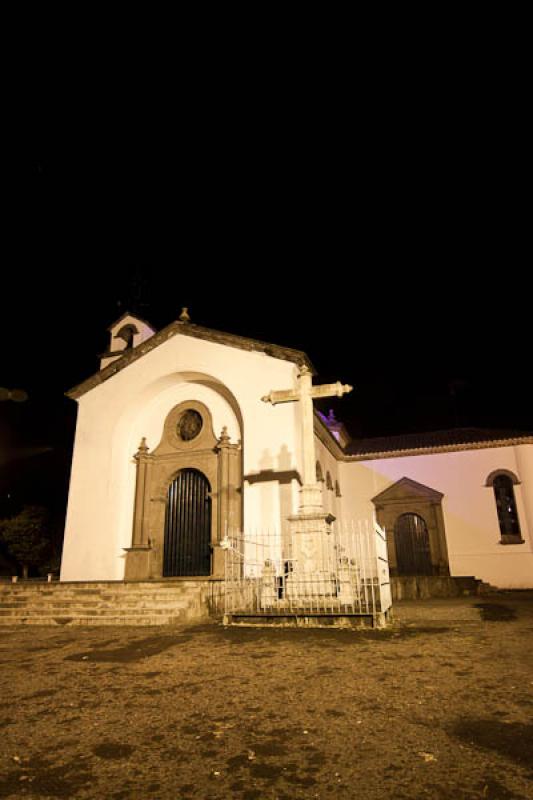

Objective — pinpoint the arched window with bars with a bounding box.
[486,470,524,544]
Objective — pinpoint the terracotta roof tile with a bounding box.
[345,427,533,457]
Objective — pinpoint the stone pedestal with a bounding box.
[211,543,226,579]
[337,556,360,604]
[124,545,152,581]
[285,495,337,601]
[261,560,278,607]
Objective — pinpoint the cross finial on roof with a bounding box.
[179,307,191,323]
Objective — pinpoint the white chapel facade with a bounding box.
[60,312,533,590]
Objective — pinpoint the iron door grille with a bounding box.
[163,469,211,577]
[394,513,432,575]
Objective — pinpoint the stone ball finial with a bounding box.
[179,307,191,323]
[218,426,230,444]
[136,437,149,455]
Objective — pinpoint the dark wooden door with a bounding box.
[394,513,432,575]
[163,469,211,577]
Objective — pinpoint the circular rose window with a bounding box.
[178,409,203,441]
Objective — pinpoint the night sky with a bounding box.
[2,81,530,521]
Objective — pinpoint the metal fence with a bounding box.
[222,519,392,623]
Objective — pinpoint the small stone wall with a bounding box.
[391,576,481,601]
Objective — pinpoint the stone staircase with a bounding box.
[0,580,225,626]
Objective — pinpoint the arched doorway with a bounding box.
[372,477,450,576]
[163,469,212,577]
[125,398,242,581]
[394,513,432,575]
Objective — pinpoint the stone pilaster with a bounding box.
[261,560,278,607]
[214,427,241,577]
[125,438,153,581]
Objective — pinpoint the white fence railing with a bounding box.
[223,519,392,622]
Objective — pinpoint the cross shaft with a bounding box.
[262,366,353,496]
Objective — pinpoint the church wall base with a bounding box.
[222,609,392,630]
[222,612,390,629]
[391,575,482,601]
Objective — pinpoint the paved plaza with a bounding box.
[1,593,532,799]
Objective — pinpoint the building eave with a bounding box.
[343,436,533,462]
[66,321,316,400]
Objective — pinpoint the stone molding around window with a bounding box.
[485,469,521,487]
[486,470,524,544]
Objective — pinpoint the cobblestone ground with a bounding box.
[0,593,532,799]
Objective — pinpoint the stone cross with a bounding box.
[262,365,353,513]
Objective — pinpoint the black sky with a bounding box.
[1,52,531,515]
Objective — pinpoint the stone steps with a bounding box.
[0,585,201,594]
[0,600,191,609]
[0,593,195,602]
[0,580,224,626]
[0,615,200,626]
[0,603,192,615]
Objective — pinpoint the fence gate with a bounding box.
[223,519,392,626]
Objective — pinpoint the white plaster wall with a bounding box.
[61,334,304,581]
[315,434,343,520]
[516,445,533,538]
[339,445,533,588]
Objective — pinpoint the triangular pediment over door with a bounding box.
[371,477,449,577]
[372,477,444,506]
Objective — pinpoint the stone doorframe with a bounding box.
[371,477,450,577]
[124,399,241,581]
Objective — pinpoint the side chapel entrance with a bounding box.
[393,513,432,575]
[125,399,241,581]
[372,477,450,577]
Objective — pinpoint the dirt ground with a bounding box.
[0,593,532,800]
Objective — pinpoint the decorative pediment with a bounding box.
[153,400,219,457]
[372,477,444,505]
[69,317,315,400]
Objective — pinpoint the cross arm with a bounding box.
[261,389,299,405]
[309,382,353,400]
